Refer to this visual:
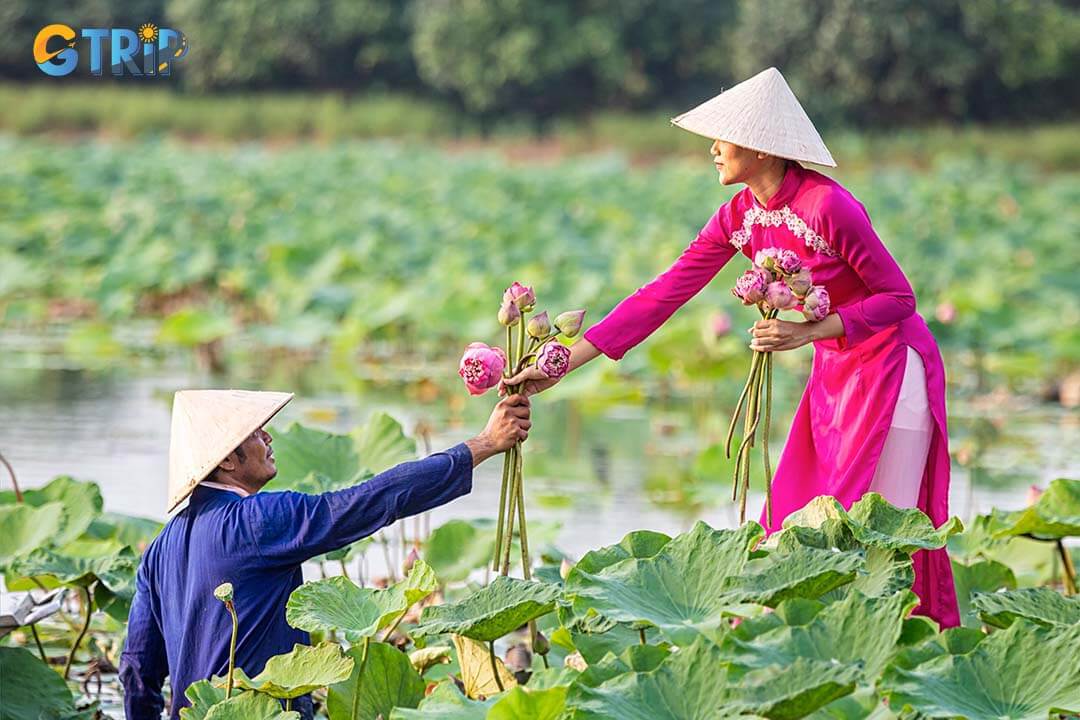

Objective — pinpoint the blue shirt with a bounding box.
[119,443,473,719]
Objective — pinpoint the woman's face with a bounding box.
[710,139,762,185]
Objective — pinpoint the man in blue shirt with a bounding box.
[120,389,531,719]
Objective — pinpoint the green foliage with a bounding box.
[0,647,83,720]
[326,642,426,720]
[990,478,1080,540]
[972,587,1080,629]
[415,576,561,642]
[232,642,354,699]
[0,476,104,546]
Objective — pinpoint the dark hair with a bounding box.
[206,442,248,482]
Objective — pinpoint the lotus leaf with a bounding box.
[423,519,496,583]
[487,685,567,720]
[179,680,227,720]
[203,690,299,720]
[0,476,103,546]
[950,558,1017,627]
[0,646,81,720]
[352,411,417,474]
[415,576,561,642]
[0,502,64,567]
[972,587,1080,628]
[784,494,961,553]
[388,681,494,719]
[566,636,859,719]
[575,644,670,688]
[326,641,426,720]
[233,642,354,698]
[266,423,364,492]
[991,478,1080,540]
[11,543,137,599]
[880,620,1080,718]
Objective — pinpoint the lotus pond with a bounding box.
[1,134,1079,718]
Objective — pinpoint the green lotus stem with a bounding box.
[63,587,93,680]
[733,352,763,503]
[488,640,505,693]
[763,351,774,528]
[340,560,350,582]
[725,349,765,460]
[501,445,519,576]
[30,624,47,664]
[285,698,292,711]
[350,636,371,720]
[638,628,646,645]
[492,449,512,571]
[738,362,765,523]
[1057,540,1078,595]
[507,326,515,367]
[0,451,22,503]
[224,599,238,697]
[515,444,530,579]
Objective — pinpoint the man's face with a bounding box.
[219,427,277,491]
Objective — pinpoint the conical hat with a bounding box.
[167,389,293,512]
[671,67,836,167]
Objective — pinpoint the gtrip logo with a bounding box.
[33,23,189,77]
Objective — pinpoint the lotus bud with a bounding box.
[536,341,571,379]
[214,582,234,603]
[775,249,803,275]
[801,285,831,322]
[554,309,586,338]
[559,557,574,580]
[531,631,550,656]
[1026,485,1044,506]
[754,248,779,273]
[503,282,536,311]
[498,299,521,327]
[458,342,507,396]
[732,268,770,305]
[403,547,420,574]
[935,302,956,325]
[788,268,813,297]
[764,281,797,311]
[710,312,732,338]
[527,311,551,339]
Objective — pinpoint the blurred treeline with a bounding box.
[4,0,1078,128]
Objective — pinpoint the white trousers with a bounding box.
[867,346,934,509]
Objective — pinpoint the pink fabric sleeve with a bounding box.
[824,193,916,349]
[583,202,738,360]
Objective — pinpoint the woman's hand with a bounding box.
[749,318,814,352]
[498,366,561,398]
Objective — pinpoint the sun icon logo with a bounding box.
[138,23,159,43]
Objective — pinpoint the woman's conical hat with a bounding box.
[671,67,836,167]
[167,389,293,512]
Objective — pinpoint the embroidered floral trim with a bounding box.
[729,206,836,257]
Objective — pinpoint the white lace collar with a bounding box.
[729,205,836,257]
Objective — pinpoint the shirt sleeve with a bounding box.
[119,560,168,720]
[246,442,474,565]
[582,202,739,360]
[824,193,916,349]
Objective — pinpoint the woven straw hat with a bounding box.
[167,389,293,512]
[671,67,836,168]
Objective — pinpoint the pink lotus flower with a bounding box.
[754,248,780,273]
[554,309,586,338]
[503,282,536,311]
[732,268,771,305]
[801,285,831,322]
[765,281,797,310]
[498,299,521,327]
[935,302,957,325]
[775,250,803,275]
[709,311,732,338]
[459,342,507,395]
[527,311,551,339]
[788,268,813,297]
[1026,485,1044,506]
[536,342,571,379]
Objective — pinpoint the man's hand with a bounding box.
[465,394,532,466]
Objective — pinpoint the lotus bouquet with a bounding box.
[458,282,585,579]
[728,248,831,525]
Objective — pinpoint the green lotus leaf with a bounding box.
[719,590,919,682]
[573,530,672,575]
[415,576,561,642]
[84,511,163,551]
[0,476,103,547]
[576,644,670,688]
[352,411,417,474]
[11,543,137,598]
[388,681,493,719]
[0,647,80,720]
[234,642,354,699]
[951,558,1017,627]
[326,641,425,720]
[423,519,496,583]
[487,685,567,719]
[566,522,860,644]
[568,621,660,665]
[0,502,64,567]
[880,620,1080,718]
[783,494,961,554]
[179,679,227,720]
[991,478,1080,540]
[567,636,859,719]
[889,626,986,672]
[265,423,364,492]
[805,688,895,720]
[203,690,298,720]
[972,587,1080,628]
[286,576,405,640]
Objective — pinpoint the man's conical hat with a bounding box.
[671,67,836,168]
[167,389,293,512]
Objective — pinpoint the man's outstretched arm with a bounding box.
[247,395,531,565]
